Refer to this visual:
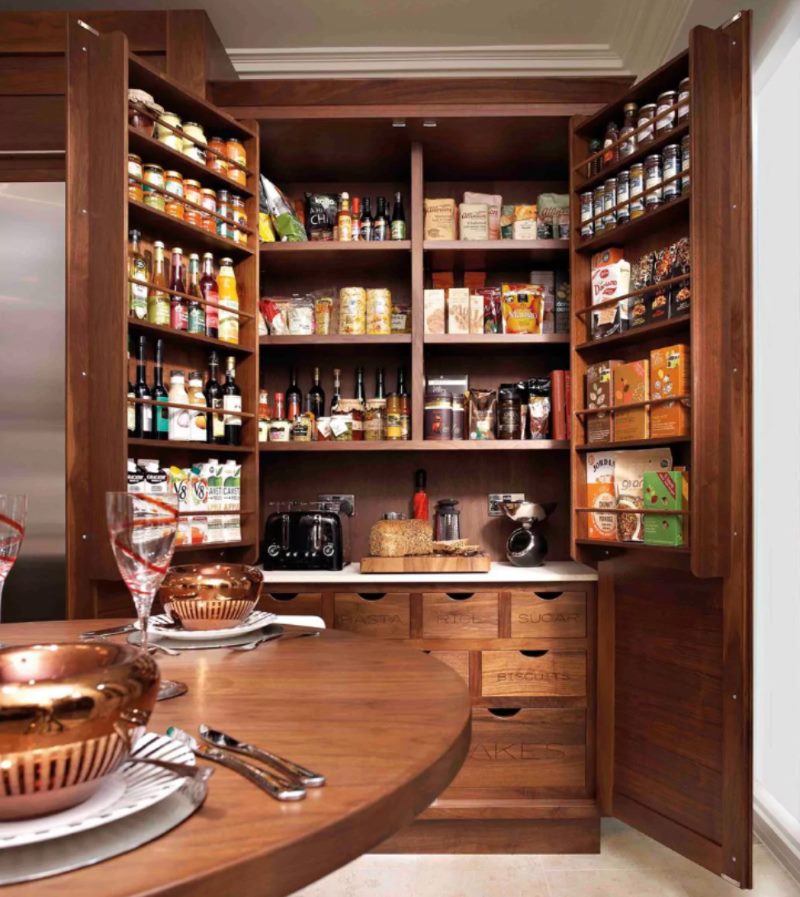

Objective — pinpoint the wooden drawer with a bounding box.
[334,592,410,638]
[422,592,498,639]
[449,707,586,790]
[259,592,322,616]
[510,590,587,639]
[426,650,469,685]
[481,650,587,698]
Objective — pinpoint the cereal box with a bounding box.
[586,451,617,541]
[650,344,690,437]
[586,360,622,444]
[613,360,650,442]
[614,449,673,542]
[643,470,689,546]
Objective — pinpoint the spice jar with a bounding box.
[677,77,690,122]
[182,122,207,164]
[200,188,218,233]
[592,186,606,234]
[155,111,182,151]
[184,179,202,227]
[629,163,645,218]
[580,191,594,238]
[619,102,638,157]
[603,177,617,230]
[644,154,663,209]
[207,137,228,175]
[656,90,677,132]
[225,138,247,186]
[231,195,248,244]
[128,153,143,202]
[498,385,522,440]
[663,144,681,201]
[602,120,619,167]
[637,104,656,145]
[616,170,630,225]
[128,89,156,136]
[424,387,452,441]
[451,393,465,440]
[680,134,691,192]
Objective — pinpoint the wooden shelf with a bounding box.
[575,315,689,353]
[575,195,690,254]
[260,241,410,254]
[425,333,569,346]
[127,437,253,454]
[260,334,411,346]
[129,199,253,258]
[575,435,691,452]
[129,319,254,355]
[575,538,690,554]
[424,239,569,270]
[128,128,254,198]
[261,439,569,452]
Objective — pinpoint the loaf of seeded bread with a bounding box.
[368,519,433,557]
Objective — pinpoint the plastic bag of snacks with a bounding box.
[501,284,545,334]
[309,288,336,335]
[260,175,307,242]
[305,193,339,240]
[536,193,570,239]
[260,297,290,335]
[287,294,315,335]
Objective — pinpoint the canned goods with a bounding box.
[603,178,617,230]
[656,90,677,132]
[630,163,645,219]
[200,188,217,233]
[184,179,202,227]
[580,191,594,238]
[680,134,690,192]
[645,154,663,208]
[207,137,228,175]
[637,103,656,145]
[616,171,630,224]
[155,112,182,150]
[663,144,681,201]
[231,195,247,244]
[225,138,247,186]
[677,77,690,122]
[593,186,606,234]
[182,122,207,164]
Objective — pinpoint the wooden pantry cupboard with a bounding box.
[55,9,752,888]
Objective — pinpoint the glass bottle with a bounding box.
[374,367,385,399]
[127,336,136,435]
[337,192,353,242]
[286,368,302,421]
[619,102,638,158]
[331,367,342,412]
[200,252,219,339]
[372,197,387,241]
[217,257,239,345]
[258,389,270,443]
[355,367,366,402]
[351,196,361,240]
[151,337,169,440]
[307,367,325,419]
[128,229,149,320]
[222,356,242,446]
[133,334,152,439]
[148,241,169,325]
[169,247,187,331]
[390,192,407,240]
[397,367,410,440]
[186,252,205,334]
[204,352,224,444]
[187,370,206,442]
[167,370,191,441]
[602,120,619,167]
[359,198,373,242]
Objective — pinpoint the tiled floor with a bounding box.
[293,819,800,896]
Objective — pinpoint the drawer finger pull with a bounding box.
[357,592,386,601]
[422,649,431,654]
[488,708,521,718]
[445,592,475,601]
[520,649,549,658]
[266,592,298,601]
[534,591,563,600]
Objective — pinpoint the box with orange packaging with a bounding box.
[127,457,241,546]
[584,344,690,445]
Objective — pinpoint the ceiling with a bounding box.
[13,0,699,78]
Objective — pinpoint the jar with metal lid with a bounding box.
[268,419,291,442]
[385,394,403,440]
[128,89,157,136]
[155,111,182,150]
[677,77,690,122]
[225,138,247,186]
[336,399,363,440]
[182,122,207,164]
[451,393,465,440]
[128,153,143,202]
[656,90,677,132]
[231,195,248,245]
[200,188,218,233]
[588,138,602,177]
[680,134,691,193]
[364,399,386,441]
[592,186,606,234]
[619,102,638,157]
[637,103,656,146]
[184,179,202,227]
[580,191,594,238]
[603,178,617,230]
[663,144,681,201]
[644,154,663,209]
[143,163,165,211]
[207,137,228,175]
[216,190,233,240]
[616,170,630,224]
[424,387,452,440]
[497,385,522,440]
[629,163,645,218]
[164,170,184,220]
[399,393,410,439]
[143,163,164,189]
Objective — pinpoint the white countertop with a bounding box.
[262,560,598,585]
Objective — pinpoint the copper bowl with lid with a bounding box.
[0,642,159,820]
[158,564,262,631]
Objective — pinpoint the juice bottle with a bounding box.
[217,257,239,344]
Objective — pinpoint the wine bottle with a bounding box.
[372,197,387,241]
[286,368,302,420]
[307,367,325,419]
[151,338,169,440]
[331,367,342,412]
[359,198,373,242]
[204,352,224,444]
[133,335,152,439]
[127,336,136,435]
[390,192,407,240]
[355,367,366,402]
[222,356,242,446]
[375,367,386,400]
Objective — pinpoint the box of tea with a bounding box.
[650,344,690,438]
[613,359,650,442]
[586,360,621,444]
[643,470,688,547]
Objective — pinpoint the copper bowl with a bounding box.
[158,564,262,631]
[0,642,159,820]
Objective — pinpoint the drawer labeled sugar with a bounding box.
[650,344,690,437]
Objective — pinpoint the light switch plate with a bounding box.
[488,492,525,517]
[318,493,356,516]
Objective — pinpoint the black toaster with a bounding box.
[261,508,344,571]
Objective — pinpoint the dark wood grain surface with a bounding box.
[0,621,471,897]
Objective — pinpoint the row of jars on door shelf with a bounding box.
[580,137,689,238]
[128,230,240,344]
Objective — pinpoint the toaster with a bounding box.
[261,506,345,571]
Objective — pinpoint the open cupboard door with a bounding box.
[569,12,752,888]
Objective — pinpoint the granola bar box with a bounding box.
[650,344,690,437]
[613,359,650,442]
[643,470,689,547]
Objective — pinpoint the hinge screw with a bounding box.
[81,534,88,540]
[732,694,738,700]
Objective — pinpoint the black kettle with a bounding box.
[501,501,556,567]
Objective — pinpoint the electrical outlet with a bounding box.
[488,492,525,517]
[318,494,356,516]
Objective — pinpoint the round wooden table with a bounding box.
[0,620,471,897]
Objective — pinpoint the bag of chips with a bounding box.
[501,284,545,334]
[260,176,307,242]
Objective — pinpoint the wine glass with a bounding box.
[0,495,27,621]
[106,491,186,700]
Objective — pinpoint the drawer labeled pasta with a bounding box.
[449,707,586,790]
[481,650,586,698]
[510,590,587,639]
[426,650,470,684]
[260,592,323,616]
[334,593,410,638]
[422,592,498,639]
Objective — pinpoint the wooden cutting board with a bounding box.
[360,555,491,573]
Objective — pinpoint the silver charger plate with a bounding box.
[138,610,276,642]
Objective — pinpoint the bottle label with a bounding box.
[223,394,242,426]
[391,220,406,241]
[360,222,372,242]
[127,394,136,431]
[149,295,170,326]
[142,404,153,432]
[130,281,148,319]
[212,399,225,438]
[156,397,169,434]
[219,301,239,344]
[188,303,204,334]
[204,288,220,333]
[373,221,387,241]
[339,217,353,241]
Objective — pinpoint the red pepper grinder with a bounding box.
[412,469,429,521]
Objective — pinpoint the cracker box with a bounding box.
[613,360,650,442]
[650,344,690,437]
[424,289,446,334]
[643,470,689,546]
[447,287,470,334]
[585,451,617,541]
[586,360,622,444]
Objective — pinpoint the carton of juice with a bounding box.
[168,466,191,544]
[205,460,224,543]
[188,464,208,544]
[222,462,241,542]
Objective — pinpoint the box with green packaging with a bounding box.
[643,471,689,547]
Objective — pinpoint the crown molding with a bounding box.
[228,44,631,80]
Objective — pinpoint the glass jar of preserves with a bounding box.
[364,399,386,441]
[602,120,619,167]
[216,190,232,240]
[165,171,185,219]
[663,144,681,201]
[128,153,143,202]
[143,163,165,211]
[603,177,617,230]
[225,138,247,185]
[593,186,606,234]
[656,90,677,132]
[182,122,207,164]
[588,138,602,177]
[619,102,638,157]
[200,188,218,233]
[155,111,182,151]
[497,385,522,440]
[184,179,202,227]
[645,154,663,209]
[207,137,228,175]
[629,163,645,218]
[231,195,248,244]
[580,191,594,238]
[616,170,630,224]
[128,89,156,136]
[677,77,690,122]
[637,104,656,146]
[680,134,691,193]
[385,394,403,440]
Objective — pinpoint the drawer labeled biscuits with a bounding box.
[481,650,587,698]
[510,590,587,639]
[260,592,323,616]
[422,592,498,639]
[426,650,470,684]
[334,592,410,638]
[449,707,586,791]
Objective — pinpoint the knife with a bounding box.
[194,743,306,801]
[199,723,326,787]
[81,619,179,640]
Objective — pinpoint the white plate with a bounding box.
[0,732,194,849]
[140,609,275,642]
